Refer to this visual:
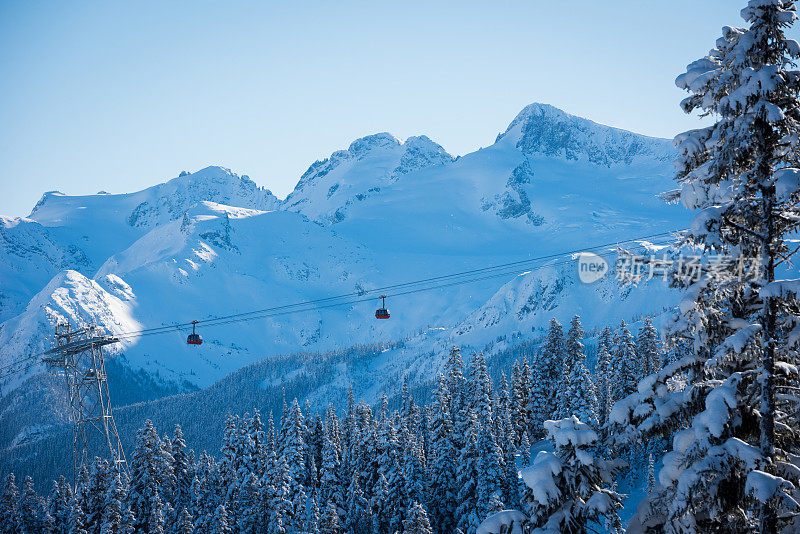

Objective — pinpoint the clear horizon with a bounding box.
[2,1,794,217]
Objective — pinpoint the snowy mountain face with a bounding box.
[0,103,688,462]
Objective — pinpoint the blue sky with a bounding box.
[0,1,786,216]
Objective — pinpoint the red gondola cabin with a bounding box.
[187,321,203,345]
[375,295,390,319]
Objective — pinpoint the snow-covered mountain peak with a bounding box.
[496,102,673,167]
[346,132,402,156]
[284,132,453,222]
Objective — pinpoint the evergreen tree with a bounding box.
[68,501,87,534]
[306,493,320,534]
[291,486,309,533]
[209,504,231,534]
[610,321,637,405]
[476,430,505,522]
[128,420,170,533]
[269,456,294,529]
[20,475,46,534]
[403,439,426,512]
[236,472,259,534]
[646,454,656,497]
[594,327,614,427]
[318,426,344,513]
[455,430,481,534]
[540,318,565,421]
[48,477,72,534]
[520,417,623,533]
[100,472,125,534]
[147,494,165,534]
[526,354,549,440]
[171,425,192,514]
[636,316,661,379]
[174,508,194,534]
[559,315,599,427]
[402,503,433,534]
[487,492,505,515]
[319,501,340,534]
[370,474,391,534]
[468,352,494,431]
[344,472,371,534]
[613,2,800,531]
[83,459,110,533]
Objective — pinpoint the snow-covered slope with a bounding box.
[0,103,688,456]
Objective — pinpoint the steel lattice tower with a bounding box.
[42,322,127,476]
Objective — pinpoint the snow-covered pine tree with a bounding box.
[594,327,614,428]
[209,503,231,534]
[403,438,426,511]
[455,428,482,534]
[487,492,505,515]
[495,372,512,443]
[610,321,637,405]
[519,417,623,533]
[128,420,170,533]
[401,376,418,432]
[540,318,565,422]
[285,398,309,490]
[526,354,549,441]
[306,493,320,534]
[468,351,494,431]
[646,454,656,497]
[559,315,599,426]
[100,471,124,534]
[147,493,165,534]
[447,346,470,450]
[269,456,294,529]
[612,2,800,531]
[235,472,259,534]
[344,472,371,534]
[159,433,177,505]
[497,390,522,509]
[427,374,457,534]
[174,508,194,534]
[120,509,134,534]
[171,425,192,514]
[318,423,344,514]
[48,476,72,534]
[636,316,662,378]
[84,459,110,533]
[20,475,50,534]
[509,361,525,445]
[370,473,391,534]
[320,501,340,534]
[477,429,506,523]
[402,502,433,534]
[292,485,309,533]
[68,500,88,534]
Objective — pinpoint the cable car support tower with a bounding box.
[42,322,127,477]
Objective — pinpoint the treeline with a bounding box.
[0,315,662,534]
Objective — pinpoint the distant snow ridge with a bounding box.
[497,103,673,166]
[29,166,280,229]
